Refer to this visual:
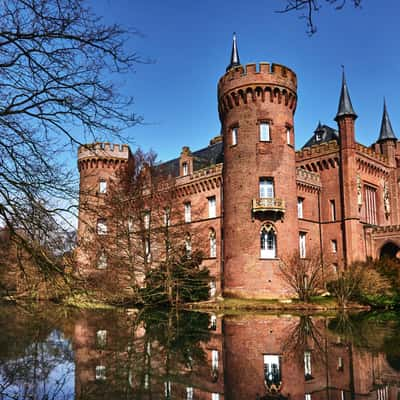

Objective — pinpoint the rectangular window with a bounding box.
[263,355,281,388]
[304,351,312,378]
[186,387,194,400]
[164,381,171,398]
[99,180,107,194]
[286,127,291,144]
[184,202,191,223]
[97,252,107,269]
[259,178,274,198]
[145,238,151,262]
[330,200,336,221]
[365,185,377,225]
[164,207,170,226]
[297,197,304,218]
[209,280,216,297]
[209,314,217,330]
[211,349,219,370]
[212,394,220,400]
[305,394,312,400]
[338,356,344,371]
[331,240,337,253]
[128,217,134,233]
[232,127,238,146]
[182,162,188,176]
[96,330,107,348]
[95,365,106,381]
[260,122,270,141]
[97,219,107,235]
[208,196,216,218]
[299,232,306,259]
[144,211,150,229]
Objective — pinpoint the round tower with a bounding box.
[218,39,298,298]
[76,142,133,274]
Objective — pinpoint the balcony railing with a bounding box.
[252,198,286,213]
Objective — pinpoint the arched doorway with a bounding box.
[380,241,400,259]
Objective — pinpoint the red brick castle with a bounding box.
[76,35,400,299]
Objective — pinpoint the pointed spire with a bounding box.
[335,68,357,121]
[226,33,241,72]
[378,98,397,142]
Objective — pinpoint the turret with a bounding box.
[377,99,397,166]
[76,142,133,273]
[218,34,298,298]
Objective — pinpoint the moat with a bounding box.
[1,304,400,400]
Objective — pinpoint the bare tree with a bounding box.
[0,0,142,275]
[278,248,330,302]
[277,0,362,34]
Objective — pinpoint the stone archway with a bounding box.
[379,241,400,259]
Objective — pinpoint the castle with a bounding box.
[76,35,400,299]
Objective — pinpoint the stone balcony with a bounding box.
[252,198,286,214]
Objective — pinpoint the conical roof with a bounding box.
[378,99,397,142]
[335,70,357,121]
[226,33,241,71]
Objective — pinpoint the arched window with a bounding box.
[260,224,276,259]
[209,229,217,258]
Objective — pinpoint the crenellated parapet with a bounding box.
[296,167,321,191]
[296,140,339,161]
[355,143,388,164]
[78,142,132,171]
[218,63,297,119]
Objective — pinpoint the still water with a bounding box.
[0,304,399,400]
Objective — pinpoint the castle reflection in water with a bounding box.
[1,305,400,400]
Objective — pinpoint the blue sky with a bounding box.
[88,0,400,163]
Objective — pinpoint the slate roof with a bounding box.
[377,100,397,142]
[158,141,224,177]
[302,123,339,149]
[335,71,357,121]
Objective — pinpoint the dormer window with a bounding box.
[182,162,188,176]
[315,132,322,141]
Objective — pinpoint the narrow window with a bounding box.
[97,219,107,235]
[340,390,345,400]
[186,387,194,400]
[97,252,107,269]
[185,234,192,256]
[211,350,219,370]
[128,217,134,233]
[99,180,107,194]
[364,185,377,225]
[297,197,304,218]
[164,207,170,226]
[305,394,312,400]
[184,202,191,223]
[263,355,281,389]
[304,351,312,379]
[164,381,171,398]
[209,314,217,330]
[286,127,291,145]
[95,365,106,381]
[144,373,149,389]
[209,280,216,297]
[182,162,188,176]
[261,226,276,259]
[212,394,220,400]
[144,211,150,229]
[260,178,274,198]
[145,238,151,262]
[208,196,216,218]
[330,200,336,221]
[96,330,107,348]
[331,240,337,253]
[209,229,217,258]
[337,356,343,371]
[299,232,306,258]
[232,127,238,146]
[260,122,270,141]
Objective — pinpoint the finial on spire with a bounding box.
[378,98,397,142]
[226,32,241,72]
[335,68,357,121]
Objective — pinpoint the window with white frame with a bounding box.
[299,232,306,259]
[99,179,107,194]
[263,354,281,388]
[211,349,219,370]
[208,196,216,218]
[95,365,106,381]
[232,127,238,146]
[287,127,291,144]
[331,240,338,253]
[96,330,107,347]
[97,219,107,235]
[259,178,274,198]
[97,252,107,269]
[182,162,188,176]
[304,351,312,379]
[186,387,194,400]
[298,197,304,218]
[260,225,276,259]
[330,200,336,221]
[260,122,270,141]
[184,202,191,223]
[144,211,150,229]
[209,229,217,258]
